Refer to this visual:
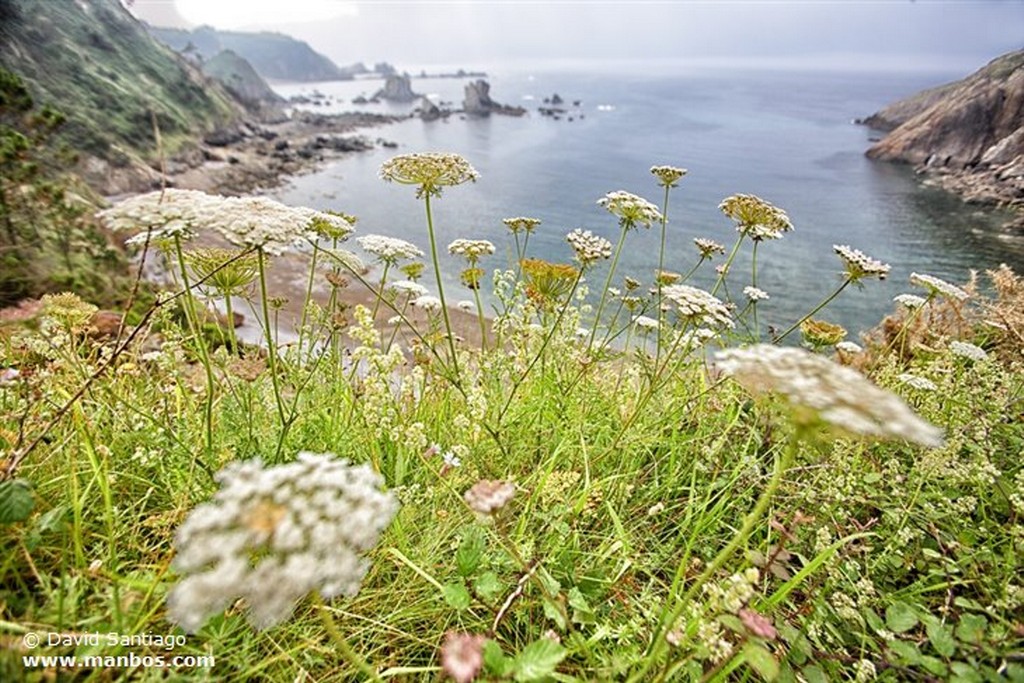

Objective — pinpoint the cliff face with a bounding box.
[203,50,284,110]
[0,0,246,192]
[864,51,1024,214]
[374,74,418,102]
[148,25,357,82]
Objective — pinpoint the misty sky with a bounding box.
[128,1,1024,74]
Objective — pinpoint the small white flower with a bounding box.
[447,239,495,260]
[898,373,937,391]
[566,229,613,265]
[662,284,733,329]
[633,315,660,332]
[597,190,663,229]
[456,300,475,312]
[949,340,988,362]
[387,280,428,298]
[893,294,927,309]
[357,235,424,263]
[836,341,863,354]
[833,245,890,281]
[743,286,769,302]
[910,272,969,302]
[442,451,462,468]
[412,295,442,312]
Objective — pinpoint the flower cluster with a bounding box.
[898,373,937,391]
[949,340,988,362]
[503,216,541,234]
[833,245,890,281]
[387,280,429,298]
[412,295,443,312]
[719,194,793,241]
[566,229,613,265]
[910,272,969,301]
[694,238,726,258]
[743,286,769,302]
[167,452,398,632]
[661,284,734,329]
[893,293,927,309]
[212,196,353,256]
[184,248,260,295]
[714,344,943,447]
[379,153,479,198]
[96,188,223,244]
[448,239,496,261]
[633,315,660,333]
[650,165,688,188]
[597,190,664,229]
[357,234,424,264]
[464,480,515,515]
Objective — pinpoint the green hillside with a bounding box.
[0,0,242,160]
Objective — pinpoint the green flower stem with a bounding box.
[656,184,671,365]
[223,293,239,354]
[711,235,745,297]
[587,226,629,350]
[751,241,760,342]
[172,235,214,454]
[297,243,320,360]
[370,261,391,322]
[472,282,488,351]
[256,248,288,428]
[423,193,461,379]
[774,277,852,343]
[314,594,383,682]
[633,435,800,683]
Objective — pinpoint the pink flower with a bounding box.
[464,480,516,515]
[441,632,486,683]
[739,608,778,640]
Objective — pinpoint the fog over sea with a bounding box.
[270,61,1024,336]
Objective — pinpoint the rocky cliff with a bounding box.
[374,74,418,102]
[148,25,360,82]
[203,50,285,118]
[864,50,1024,219]
[462,79,526,117]
[0,0,247,193]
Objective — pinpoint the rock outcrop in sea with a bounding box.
[862,50,1024,228]
[462,80,526,117]
[374,73,419,102]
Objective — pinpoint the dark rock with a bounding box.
[204,128,244,146]
[374,73,419,102]
[462,79,526,117]
[420,97,442,121]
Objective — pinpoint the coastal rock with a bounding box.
[462,79,526,117]
[864,50,1024,218]
[374,73,418,102]
[419,97,442,121]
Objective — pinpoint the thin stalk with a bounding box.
[750,241,760,342]
[296,243,320,360]
[710,235,745,297]
[423,193,461,378]
[655,184,671,366]
[774,277,852,343]
[587,226,629,350]
[370,261,392,322]
[257,248,288,428]
[173,235,214,454]
[632,435,800,682]
[314,594,383,682]
[472,281,488,350]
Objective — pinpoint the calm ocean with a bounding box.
[271,62,1024,336]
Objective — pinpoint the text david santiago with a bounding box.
[44,632,186,650]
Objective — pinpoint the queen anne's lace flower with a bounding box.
[633,315,660,332]
[743,286,769,301]
[650,165,688,188]
[167,452,398,632]
[949,340,988,362]
[910,272,969,301]
[898,373,937,391]
[448,239,495,261]
[211,196,353,256]
[893,294,927,309]
[464,480,515,515]
[597,190,664,229]
[379,153,479,198]
[97,189,226,244]
[566,229,613,265]
[503,217,541,234]
[694,238,726,258]
[833,245,890,281]
[836,341,863,354]
[714,344,943,447]
[412,295,442,312]
[662,284,734,329]
[357,235,424,263]
[387,280,429,298]
[719,194,793,241]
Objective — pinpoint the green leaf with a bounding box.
[541,596,567,630]
[954,614,987,644]
[442,583,471,611]
[949,662,984,683]
[456,528,486,577]
[0,479,35,524]
[568,587,595,625]
[800,664,827,683]
[885,602,919,633]
[743,642,780,681]
[483,640,513,677]
[717,613,745,634]
[887,639,922,665]
[926,621,957,658]
[512,638,566,682]
[474,571,503,602]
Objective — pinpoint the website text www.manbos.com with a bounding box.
[23,652,215,670]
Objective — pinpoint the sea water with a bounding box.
[271,62,1024,336]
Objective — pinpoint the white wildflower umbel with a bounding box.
[650,165,688,188]
[597,190,664,230]
[379,152,479,198]
[167,452,398,632]
[662,284,734,329]
[97,188,225,244]
[714,345,943,447]
[357,235,424,264]
[566,229,613,266]
[949,340,988,362]
[719,194,793,241]
[898,373,937,392]
[694,238,726,259]
[503,216,541,234]
[743,286,769,302]
[833,245,890,282]
[910,272,969,302]
[893,294,927,310]
[387,280,429,298]
[212,196,353,256]
[448,239,496,262]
